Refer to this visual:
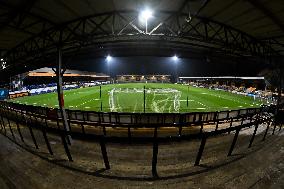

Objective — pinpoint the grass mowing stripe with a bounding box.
[10,83,264,113]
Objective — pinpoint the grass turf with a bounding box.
[10,83,263,113]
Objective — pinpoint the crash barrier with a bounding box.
[0,101,279,178]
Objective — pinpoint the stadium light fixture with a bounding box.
[139,9,153,34]
[1,61,6,69]
[172,55,178,62]
[139,9,153,21]
[106,55,112,62]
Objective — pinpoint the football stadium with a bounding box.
[11,83,264,113]
[0,0,283,188]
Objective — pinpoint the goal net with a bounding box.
[109,88,181,113]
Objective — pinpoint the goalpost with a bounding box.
[108,87,181,113]
[109,88,116,112]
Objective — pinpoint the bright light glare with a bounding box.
[106,55,112,62]
[172,55,178,61]
[139,9,153,21]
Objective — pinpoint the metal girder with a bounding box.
[265,38,284,54]
[195,0,211,16]
[247,0,284,34]
[0,1,56,36]
[0,0,36,29]
[1,10,276,71]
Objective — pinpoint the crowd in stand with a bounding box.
[9,81,111,96]
[187,81,277,104]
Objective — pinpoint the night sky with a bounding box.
[67,56,264,77]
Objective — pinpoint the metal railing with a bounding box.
[0,101,278,178]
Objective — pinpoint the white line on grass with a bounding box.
[179,99,194,102]
[133,101,138,113]
[204,92,251,106]
[76,96,102,110]
[196,101,207,107]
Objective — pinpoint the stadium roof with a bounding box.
[0,0,283,51]
[28,67,109,77]
[0,0,283,76]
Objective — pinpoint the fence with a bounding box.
[0,101,278,178]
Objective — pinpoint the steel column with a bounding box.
[194,134,207,166]
[152,126,159,178]
[228,128,240,156]
[56,47,72,144]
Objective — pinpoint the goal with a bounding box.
[108,88,181,113]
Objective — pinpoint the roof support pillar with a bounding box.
[56,46,72,144]
[277,62,282,107]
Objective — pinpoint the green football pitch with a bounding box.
[10,83,263,113]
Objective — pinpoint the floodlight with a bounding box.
[139,9,153,34]
[172,55,178,61]
[139,9,153,22]
[106,55,112,62]
[1,61,6,69]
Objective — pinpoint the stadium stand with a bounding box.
[6,68,111,99]
[180,76,279,105]
[116,75,171,83]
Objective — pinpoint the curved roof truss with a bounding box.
[1,10,276,72]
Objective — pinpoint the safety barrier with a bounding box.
[0,101,278,178]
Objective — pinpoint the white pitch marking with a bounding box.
[238,106,243,107]
[33,103,37,104]
[223,107,229,108]
[69,106,74,108]
[196,101,207,107]
[85,106,90,109]
[197,108,206,110]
